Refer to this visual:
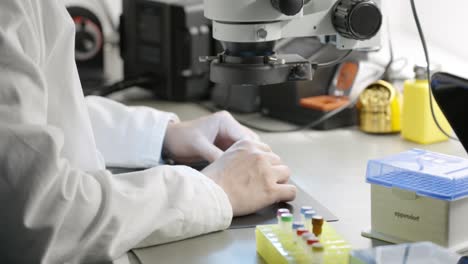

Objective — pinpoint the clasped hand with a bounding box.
[163,111,296,216]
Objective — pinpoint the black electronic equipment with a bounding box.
[431,72,468,153]
[121,0,215,101]
[67,6,106,92]
[259,80,357,130]
[211,38,353,114]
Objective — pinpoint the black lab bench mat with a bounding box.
[229,182,338,229]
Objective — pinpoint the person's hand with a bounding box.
[163,111,258,164]
[202,139,297,217]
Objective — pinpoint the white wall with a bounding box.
[382,0,468,77]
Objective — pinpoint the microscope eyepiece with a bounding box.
[271,0,304,16]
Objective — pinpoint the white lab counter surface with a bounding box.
[119,101,466,264]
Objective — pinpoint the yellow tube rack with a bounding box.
[256,222,351,264]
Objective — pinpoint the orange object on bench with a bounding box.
[300,95,350,112]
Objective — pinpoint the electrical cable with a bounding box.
[199,95,358,133]
[208,47,356,132]
[381,18,395,81]
[91,76,155,97]
[380,18,409,82]
[216,45,353,124]
[410,0,459,141]
[240,98,357,133]
[312,49,353,69]
[306,45,331,62]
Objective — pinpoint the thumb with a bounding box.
[197,138,224,162]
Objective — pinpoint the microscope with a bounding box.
[203,0,382,85]
[203,0,384,129]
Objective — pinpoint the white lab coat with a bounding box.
[0,1,232,263]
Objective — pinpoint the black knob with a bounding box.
[271,0,304,16]
[332,0,382,40]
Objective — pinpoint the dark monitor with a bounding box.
[431,72,468,153]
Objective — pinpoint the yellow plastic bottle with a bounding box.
[401,65,452,144]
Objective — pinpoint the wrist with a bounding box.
[162,115,180,162]
[203,168,235,216]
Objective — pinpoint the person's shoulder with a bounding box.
[0,1,67,30]
[0,0,74,65]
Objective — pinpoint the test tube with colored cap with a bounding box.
[280,213,293,235]
[304,210,316,232]
[300,206,313,222]
[306,237,320,260]
[277,208,290,224]
[312,215,324,237]
[291,222,304,244]
[311,243,324,264]
[301,233,316,251]
[295,228,308,244]
[306,236,319,246]
[292,221,304,230]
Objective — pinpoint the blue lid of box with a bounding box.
[366,149,468,201]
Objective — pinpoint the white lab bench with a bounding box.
[117,100,466,264]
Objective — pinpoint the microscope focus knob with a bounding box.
[271,0,304,16]
[332,0,382,40]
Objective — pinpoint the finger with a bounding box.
[273,184,297,203]
[234,139,272,153]
[256,151,282,165]
[272,165,291,184]
[197,139,224,163]
[241,125,260,141]
[253,141,272,152]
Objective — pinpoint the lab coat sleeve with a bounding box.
[0,1,232,263]
[85,96,179,168]
[0,127,233,262]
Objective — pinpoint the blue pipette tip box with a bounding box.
[366,148,468,201]
[362,149,468,254]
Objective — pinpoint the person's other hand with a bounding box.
[163,111,258,164]
[202,139,296,217]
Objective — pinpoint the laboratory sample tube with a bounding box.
[301,233,315,251]
[306,236,320,259]
[280,213,294,235]
[311,243,324,264]
[277,208,290,224]
[306,236,319,246]
[312,215,324,237]
[300,206,313,222]
[304,210,316,232]
[295,228,308,244]
[292,222,304,244]
[292,221,304,231]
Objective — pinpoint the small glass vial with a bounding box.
[306,236,319,247]
[300,206,313,222]
[312,215,324,237]
[292,222,304,232]
[304,210,316,232]
[301,233,316,251]
[277,208,290,224]
[280,213,293,235]
[295,228,308,244]
[311,243,324,264]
